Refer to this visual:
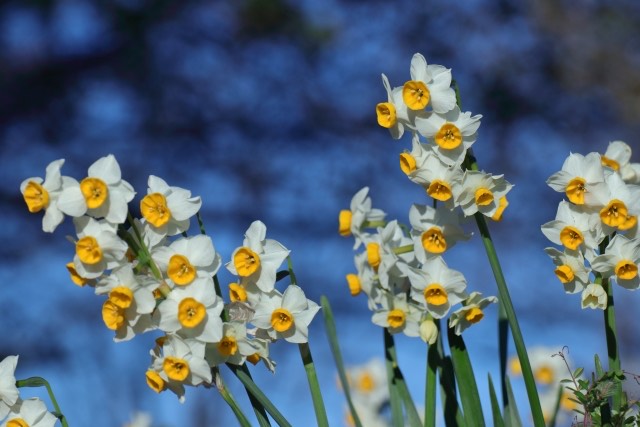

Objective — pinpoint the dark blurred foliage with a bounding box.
[2,0,640,425]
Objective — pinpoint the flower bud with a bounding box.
[419,318,438,345]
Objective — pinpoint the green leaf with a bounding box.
[487,374,505,427]
[573,367,584,378]
[384,328,406,427]
[298,342,329,427]
[503,375,523,427]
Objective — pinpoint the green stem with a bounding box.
[603,276,622,411]
[16,377,69,427]
[213,368,253,427]
[234,365,271,427]
[384,328,405,427]
[298,343,329,427]
[425,337,438,427]
[286,256,297,286]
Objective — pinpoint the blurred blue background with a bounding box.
[2,0,640,425]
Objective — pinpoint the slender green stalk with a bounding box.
[320,296,363,427]
[498,303,509,407]
[425,331,439,427]
[213,368,253,427]
[487,374,505,427]
[384,328,405,427]
[298,343,329,427]
[228,364,292,427]
[16,377,69,427]
[432,319,463,426]
[286,256,298,286]
[602,276,622,411]
[234,365,271,427]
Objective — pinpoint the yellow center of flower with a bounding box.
[402,80,430,110]
[346,273,361,296]
[491,196,509,221]
[163,356,190,381]
[400,153,417,175]
[217,336,238,356]
[229,283,248,302]
[474,187,494,206]
[534,366,554,385]
[338,210,352,236]
[80,177,108,209]
[387,309,406,328]
[366,243,381,271]
[559,226,584,250]
[554,265,575,284]
[435,123,462,150]
[376,102,397,128]
[145,370,166,393]
[140,193,172,227]
[23,181,50,213]
[600,199,628,228]
[357,372,375,393]
[168,254,196,286]
[246,353,261,365]
[102,299,125,330]
[271,308,294,332]
[66,261,87,287]
[109,287,134,309]
[619,214,637,231]
[421,227,447,254]
[424,284,448,306]
[427,180,452,201]
[178,297,206,328]
[233,247,261,277]
[601,156,620,171]
[615,260,638,280]
[7,418,29,427]
[566,177,587,205]
[76,236,103,265]
[464,307,484,324]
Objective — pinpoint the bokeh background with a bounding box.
[2,0,640,425]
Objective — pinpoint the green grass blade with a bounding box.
[384,328,405,427]
[320,296,363,427]
[213,369,253,427]
[503,375,523,427]
[298,342,329,427]
[447,327,485,427]
[425,338,439,427]
[488,374,505,427]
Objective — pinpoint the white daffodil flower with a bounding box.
[594,171,640,232]
[347,251,382,310]
[371,293,421,337]
[402,53,456,114]
[546,152,608,206]
[541,200,602,252]
[455,170,512,218]
[544,248,590,294]
[581,283,607,310]
[409,204,471,263]
[448,292,498,335]
[152,234,221,287]
[95,265,157,341]
[154,276,223,343]
[140,175,202,242]
[251,285,320,343]
[591,234,640,290]
[345,358,389,409]
[376,74,411,139]
[402,256,468,319]
[363,220,415,291]
[57,154,135,224]
[71,216,128,279]
[415,106,482,167]
[206,322,255,367]
[399,134,432,179]
[0,355,19,420]
[339,186,386,250]
[2,398,58,427]
[226,221,290,293]
[411,152,464,209]
[146,335,211,403]
[602,140,633,180]
[242,337,276,373]
[20,159,72,233]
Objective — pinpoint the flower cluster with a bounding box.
[0,356,58,427]
[341,53,501,340]
[542,141,640,309]
[20,155,320,402]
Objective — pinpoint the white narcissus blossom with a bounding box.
[544,248,590,294]
[57,154,135,224]
[20,159,71,233]
[409,204,471,263]
[371,293,421,337]
[0,356,19,420]
[154,276,224,343]
[546,152,608,206]
[455,170,512,218]
[399,134,433,178]
[152,234,221,287]
[402,257,468,319]
[251,285,320,343]
[402,53,456,114]
[541,200,603,252]
[206,322,255,367]
[590,234,640,290]
[2,398,58,427]
[602,140,632,178]
[410,152,464,209]
[95,265,157,342]
[448,292,498,335]
[140,175,202,243]
[72,216,128,279]
[415,106,482,167]
[363,220,415,291]
[347,251,382,310]
[581,283,607,310]
[226,221,290,293]
[345,359,389,410]
[338,187,386,250]
[376,74,411,139]
[594,171,640,232]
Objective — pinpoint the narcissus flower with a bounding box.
[152,235,221,287]
[20,159,69,233]
[206,322,255,367]
[2,398,58,427]
[376,74,410,139]
[0,355,19,419]
[408,204,470,263]
[541,201,602,252]
[72,216,128,279]
[57,154,135,224]
[448,292,498,335]
[339,187,386,249]
[594,171,640,232]
[546,152,608,206]
[544,248,590,294]
[590,234,640,290]
[410,153,463,209]
[581,283,607,310]
[371,293,421,337]
[226,221,290,293]
[345,359,389,409]
[455,171,513,218]
[251,285,320,343]
[401,53,456,114]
